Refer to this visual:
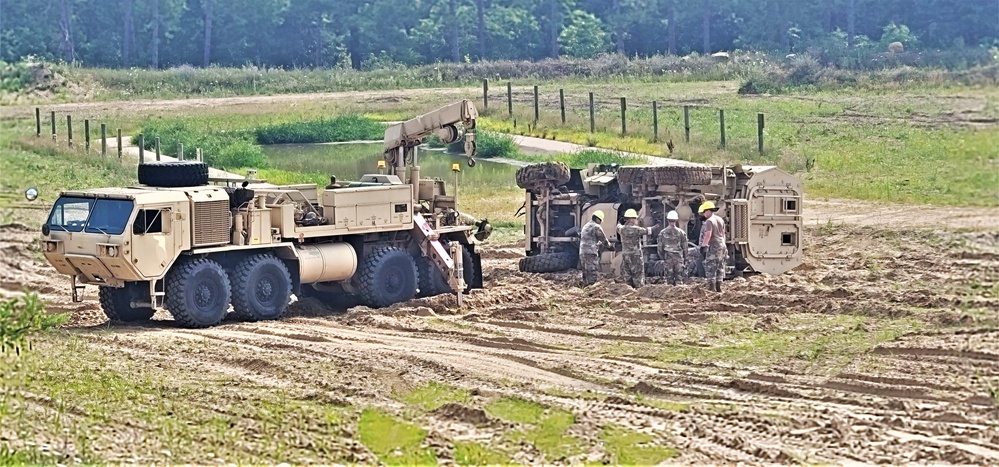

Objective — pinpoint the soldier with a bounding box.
[657,210,687,285]
[325,175,343,189]
[698,200,728,293]
[578,210,611,286]
[617,209,657,288]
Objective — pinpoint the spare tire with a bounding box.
[518,251,578,273]
[138,161,209,187]
[516,162,570,192]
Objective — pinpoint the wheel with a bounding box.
[165,258,231,328]
[515,162,570,192]
[138,161,209,187]
[98,283,155,322]
[518,251,578,273]
[230,254,293,321]
[356,247,419,308]
[617,166,713,186]
[417,256,450,297]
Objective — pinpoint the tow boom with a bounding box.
[383,99,478,173]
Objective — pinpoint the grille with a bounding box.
[193,200,230,246]
[731,200,749,243]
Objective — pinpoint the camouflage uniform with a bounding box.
[578,220,611,286]
[617,224,652,288]
[657,225,688,285]
[699,215,728,283]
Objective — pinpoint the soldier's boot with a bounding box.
[715,280,723,293]
[704,280,715,292]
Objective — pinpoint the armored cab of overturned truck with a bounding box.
[515,161,803,278]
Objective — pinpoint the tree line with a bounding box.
[2,0,996,70]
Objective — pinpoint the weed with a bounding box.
[398,381,471,412]
[0,293,67,354]
[601,424,679,465]
[357,408,435,465]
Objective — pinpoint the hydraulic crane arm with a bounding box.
[383,100,478,169]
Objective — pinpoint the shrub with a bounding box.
[140,119,267,168]
[449,131,517,159]
[256,115,385,145]
[0,293,66,354]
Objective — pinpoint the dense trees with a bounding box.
[1,0,996,69]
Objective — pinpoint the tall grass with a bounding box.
[256,115,384,144]
[447,131,519,159]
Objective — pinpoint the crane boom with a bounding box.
[383,99,478,170]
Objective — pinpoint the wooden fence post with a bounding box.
[758,113,765,154]
[719,109,726,149]
[100,123,107,156]
[683,106,690,143]
[620,97,627,135]
[155,137,161,161]
[482,79,488,111]
[507,82,513,117]
[117,129,123,160]
[652,101,659,143]
[67,115,73,147]
[197,148,202,162]
[588,92,595,133]
[533,85,539,123]
[178,143,184,160]
[559,89,566,124]
[51,111,56,141]
[138,134,145,164]
[84,119,91,154]
[35,108,41,137]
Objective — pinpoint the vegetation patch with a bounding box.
[601,424,679,465]
[485,397,583,460]
[398,381,471,412]
[139,119,265,169]
[0,293,65,354]
[256,115,384,145]
[453,441,509,465]
[447,130,519,159]
[357,408,436,465]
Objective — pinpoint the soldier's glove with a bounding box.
[700,246,708,257]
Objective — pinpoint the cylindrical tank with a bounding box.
[298,243,358,284]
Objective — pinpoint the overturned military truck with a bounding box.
[515,161,803,279]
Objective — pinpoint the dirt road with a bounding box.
[2,197,996,464]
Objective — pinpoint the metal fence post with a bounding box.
[35,108,41,137]
[683,105,690,143]
[652,101,659,143]
[533,85,540,123]
[559,89,566,124]
[482,79,488,111]
[620,97,627,135]
[719,109,726,149]
[117,129,123,160]
[507,82,513,117]
[758,113,765,154]
[84,119,91,154]
[588,92,595,133]
[51,111,56,141]
[100,123,107,156]
[67,115,73,147]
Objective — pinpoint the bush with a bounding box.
[256,115,385,145]
[140,119,267,169]
[0,293,66,354]
[449,131,517,159]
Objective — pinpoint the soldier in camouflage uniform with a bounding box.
[578,210,611,286]
[657,210,687,285]
[617,209,657,288]
[698,200,728,293]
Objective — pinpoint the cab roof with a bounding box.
[60,185,228,203]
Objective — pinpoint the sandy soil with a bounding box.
[2,198,997,464]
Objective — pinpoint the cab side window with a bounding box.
[133,209,166,235]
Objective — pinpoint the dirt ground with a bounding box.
[1,198,997,464]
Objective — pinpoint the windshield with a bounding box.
[47,196,134,235]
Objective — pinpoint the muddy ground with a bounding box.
[1,199,997,465]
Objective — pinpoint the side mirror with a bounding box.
[24,187,38,201]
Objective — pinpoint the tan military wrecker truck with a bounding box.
[40,101,487,327]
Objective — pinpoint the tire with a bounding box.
[138,161,209,187]
[417,256,450,297]
[230,254,292,321]
[617,166,713,186]
[357,247,419,308]
[165,258,231,328]
[98,283,155,322]
[516,162,571,192]
[518,251,578,273]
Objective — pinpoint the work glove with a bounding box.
[700,246,708,257]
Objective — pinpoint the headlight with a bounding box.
[100,245,119,257]
[45,241,58,252]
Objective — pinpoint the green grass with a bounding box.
[398,382,471,412]
[485,397,583,460]
[357,408,436,465]
[256,115,384,145]
[1,335,354,464]
[507,149,646,167]
[601,424,679,465]
[0,293,67,354]
[453,441,508,465]
[633,395,691,413]
[657,314,921,371]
